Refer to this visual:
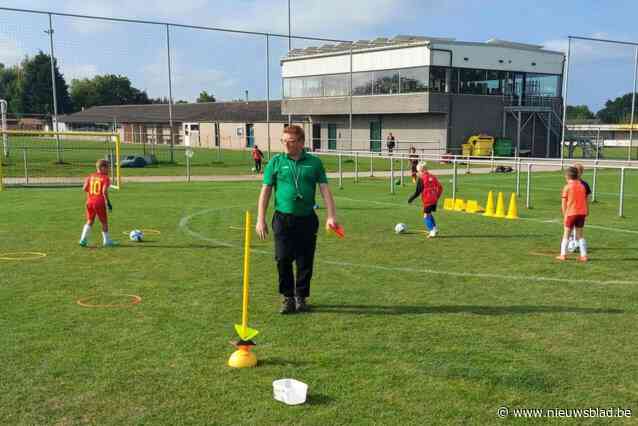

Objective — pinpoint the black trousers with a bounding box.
[272,211,319,298]
[254,159,262,173]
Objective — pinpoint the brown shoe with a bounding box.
[280,297,296,314]
[295,297,309,313]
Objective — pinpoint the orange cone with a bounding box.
[494,192,506,218]
[483,191,495,217]
[505,192,519,219]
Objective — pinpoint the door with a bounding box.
[312,123,321,151]
[214,122,220,147]
[246,124,254,147]
[328,124,337,150]
[369,120,382,152]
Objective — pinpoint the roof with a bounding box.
[58,101,295,124]
[283,35,563,60]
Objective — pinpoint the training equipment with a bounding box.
[129,230,144,242]
[273,379,308,405]
[394,223,407,234]
[454,198,466,212]
[567,239,579,253]
[505,193,519,219]
[0,130,121,190]
[328,223,345,238]
[229,211,258,368]
[483,191,495,217]
[494,192,506,218]
[443,198,454,210]
[465,200,483,214]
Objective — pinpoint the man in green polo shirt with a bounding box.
[256,125,339,314]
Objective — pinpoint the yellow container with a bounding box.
[473,148,492,157]
[462,143,473,157]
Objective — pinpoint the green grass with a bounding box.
[0,137,467,180]
[1,170,638,425]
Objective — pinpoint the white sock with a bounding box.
[560,238,568,256]
[579,239,587,257]
[102,231,110,245]
[80,224,91,242]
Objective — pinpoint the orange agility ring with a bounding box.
[0,251,48,261]
[77,294,142,308]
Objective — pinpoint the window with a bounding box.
[459,69,487,95]
[429,67,447,92]
[352,71,373,96]
[525,73,560,97]
[485,70,508,95]
[373,69,400,95]
[400,67,428,93]
[302,76,322,97]
[323,74,349,97]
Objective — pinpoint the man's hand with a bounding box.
[256,220,268,240]
[325,216,338,231]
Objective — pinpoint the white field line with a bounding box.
[179,205,638,286]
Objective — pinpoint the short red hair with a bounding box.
[283,125,305,144]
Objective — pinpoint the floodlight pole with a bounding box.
[266,34,271,160]
[166,24,175,163]
[560,37,571,168]
[629,46,637,161]
[349,46,353,152]
[1,99,7,157]
[46,13,61,162]
[288,0,292,51]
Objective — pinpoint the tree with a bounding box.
[19,51,73,115]
[0,63,23,113]
[596,93,638,124]
[70,74,150,110]
[566,105,595,121]
[196,90,216,103]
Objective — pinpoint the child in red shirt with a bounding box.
[252,145,264,174]
[408,161,443,238]
[557,166,588,262]
[79,159,117,247]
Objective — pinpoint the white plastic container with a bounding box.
[273,378,308,405]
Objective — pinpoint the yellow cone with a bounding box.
[494,192,506,218]
[454,198,466,212]
[443,198,455,210]
[465,200,479,214]
[506,192,519,219]
[483,191,495,217]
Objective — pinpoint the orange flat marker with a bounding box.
[328,223,345,239]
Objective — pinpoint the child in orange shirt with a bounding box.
[557,166,588,262]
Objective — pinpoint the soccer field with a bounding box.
[1,170,637,424]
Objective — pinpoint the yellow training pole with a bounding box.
[114,134,122,189]
[241,210,251,335]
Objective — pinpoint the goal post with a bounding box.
[0,129,121,190]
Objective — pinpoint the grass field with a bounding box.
[1,169,637,425]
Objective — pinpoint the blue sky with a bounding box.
[1,0,637,111]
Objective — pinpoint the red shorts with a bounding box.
[86,202,108,224]
[564,215,586,228]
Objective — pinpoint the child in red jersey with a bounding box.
[408,146,419,183]
[252,145,264,174]
[408,161,443,238]
[557,166,588,262]
[79,159,117,247]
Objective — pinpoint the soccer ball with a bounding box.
[394,223,407,234]
[567,239,579,253]
[129,229,144,242]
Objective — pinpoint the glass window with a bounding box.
[459,69,487,95]
[323,74,349,97]
[284,77,304,98]
[400,67,428,93]
[525,73,560,97]
[352,71,373,96]
[429,66,447,92]
[302,76,322,97]
[485,70,507,95]
[373,69,400,95]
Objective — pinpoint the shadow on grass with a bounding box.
[312,304,624,316]
[259,357,313,367]
[306,393,336,406]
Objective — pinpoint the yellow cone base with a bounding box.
[228,343,257,368]
[505,192,519,220]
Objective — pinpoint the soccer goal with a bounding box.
[0,130,121,190]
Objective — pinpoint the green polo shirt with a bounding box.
[263,150,328,216]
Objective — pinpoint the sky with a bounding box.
[1,0,638,111]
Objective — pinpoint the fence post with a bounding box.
[400,156,404,186]
[466,154,471,174]
[490,149,495,173]
[186,151,191,183]
[370,152,374,177]
[338,152,343,189]
[452,157,457,200]
[23,147,28,185]
[515,157,521,196]
[619,167,625,217]
[526,163,532,209]
[390,155,395,194]
[354,151,359,183]
[592,160,599,203]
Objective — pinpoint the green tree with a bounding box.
[196,90,216,103]
[566,105,595,121]
[0,63,23,113]
[596,93,638,124]
[20,51,72,115]
[70,74,150,110]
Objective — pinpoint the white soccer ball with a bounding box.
[129,229,144,242]
[394,223,407,234]
[567,239,579,253]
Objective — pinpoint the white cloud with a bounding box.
[0,38,26,66]
[61,63,99,81]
